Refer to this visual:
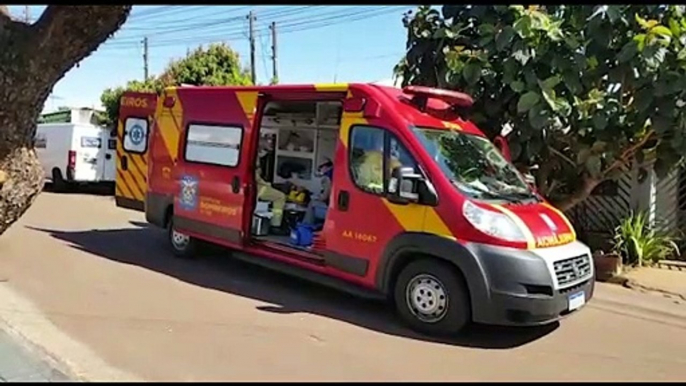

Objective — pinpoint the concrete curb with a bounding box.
[0,283,143,382]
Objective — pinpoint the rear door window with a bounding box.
[123,117,149,154]
[81,136,102,148]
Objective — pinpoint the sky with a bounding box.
[7,5,411,114]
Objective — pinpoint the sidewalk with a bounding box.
[622,266,686,300]
[0,328,70,382]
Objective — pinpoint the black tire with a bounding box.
[167,217,198,259]
[393,258,471,336]
[51,168,68,193]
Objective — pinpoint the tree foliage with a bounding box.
[395,5,686,210]
[158,43,252,87]
[100,42,251,128]
[99,79,160,129]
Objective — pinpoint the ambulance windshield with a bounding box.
[413,127,538,203]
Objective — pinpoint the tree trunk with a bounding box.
[0,146,44,236]
[552,175,603,213]
[0,6,131,236]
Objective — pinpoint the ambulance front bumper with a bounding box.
[466,240,595,326]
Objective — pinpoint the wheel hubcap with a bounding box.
[406,274,448,323]
[171,228,190,250]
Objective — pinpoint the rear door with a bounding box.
[100,128,117,182]
[73,125,102,182]
[115,92,157,211]
[172,89,256,248]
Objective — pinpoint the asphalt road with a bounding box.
[0,190,685,381]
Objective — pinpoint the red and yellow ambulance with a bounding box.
[116,83,594,336]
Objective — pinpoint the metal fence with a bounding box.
[565,164,686,259]
[653,165,686,253]
[566,171,633,237]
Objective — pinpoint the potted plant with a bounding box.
[593,249,623,281]
[612,211,681,269]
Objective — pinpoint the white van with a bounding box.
[34,122,117,190]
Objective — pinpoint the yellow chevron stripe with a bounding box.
[115,170,135,200]
[157,89,183,165]
[339,111,366,148]
[121,170,143,200]
[130,153,148,182]
[381,199,454,240]
[236,91,259,124]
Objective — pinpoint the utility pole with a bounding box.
[23,5,29,23]
[270,21,278,84]
[142,37,149,81]
[248,10,256,85]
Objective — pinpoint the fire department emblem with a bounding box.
[129,124,145,146]
[179,175,199,211]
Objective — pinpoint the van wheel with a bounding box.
[51,169,68,192]
[393,259,471,336]
[168,217,197,259]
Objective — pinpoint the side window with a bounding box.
[388,134,419,174]
[123,117,148,154]
[184,123,243,167]
[350,125,385,194]
[349,126,423,196]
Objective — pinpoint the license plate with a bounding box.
[568,291,586,311]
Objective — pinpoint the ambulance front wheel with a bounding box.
[168,218,198,259]
[393,259,471,336]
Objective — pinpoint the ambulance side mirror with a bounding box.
[388,167,438,206]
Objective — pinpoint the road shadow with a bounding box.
[28,222,558,349]
[42,182,114,196]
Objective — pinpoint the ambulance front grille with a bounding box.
[553,254,592,287]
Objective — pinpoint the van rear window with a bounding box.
[81,136,102,148]
[123,117,149,154]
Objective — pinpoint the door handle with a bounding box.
[337,190,350,211]
[231,176,240,194]
[121,156,128,171]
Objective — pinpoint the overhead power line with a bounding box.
[112,6,372,44]
[101,6,402,51]
[123,6,255,31]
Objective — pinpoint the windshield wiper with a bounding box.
[453,181,538,203]
[492,190,540,203]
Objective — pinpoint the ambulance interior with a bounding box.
[251,100,343,250]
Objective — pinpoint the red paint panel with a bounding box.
[505,203,575,248]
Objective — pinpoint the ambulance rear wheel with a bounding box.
[393,259,471,336]
[168,217,197,259]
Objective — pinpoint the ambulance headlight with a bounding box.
[462,201,527,243]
